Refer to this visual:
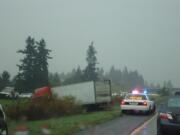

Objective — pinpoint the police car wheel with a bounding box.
[122,110,126,114]
[122,110,130,114]
[152,105,156,114]
[146,107,151,115]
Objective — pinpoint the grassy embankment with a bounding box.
[150,95,169,105]
[0,99,121,135]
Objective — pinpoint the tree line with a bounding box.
[0,36,174,93]
[49,41,99,86]
[49,66,145,89]
[0,71,11,91]
[0,38,99,92]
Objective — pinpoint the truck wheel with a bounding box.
[122,110,126,114]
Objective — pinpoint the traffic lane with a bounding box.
[131,114,157,135]
[75,114,154,135]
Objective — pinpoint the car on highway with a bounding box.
[0,104,8,135]
[121,90,156,114]
[174,91,180,96]
[19,93,33,98]
[157,95,180,135]
[0,92,11,99]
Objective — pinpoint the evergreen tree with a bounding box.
[14,74,26,93]
[107,66,122,84]
[74,66,83,83]
[163,81,167,88]
[156,83,161,89]
[16,36,37,92]
[166,80,173,89]
[97,68,105,80]
[36,39,52,87]
[106,66,145,89]
[84,42,98,81]
[0,71,10,91]
[1,71,10,86]
[16,36,51,92]
[122,66,129,88]
[49,72,61,87]
[63,66,84,85]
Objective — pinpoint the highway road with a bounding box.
[131,114,157,135]
[75,113,154,135]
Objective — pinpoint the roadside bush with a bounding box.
[6,96,82,120]
[112,96,122,106]
[158,87,170,96]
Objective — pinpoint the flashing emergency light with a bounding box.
[143,88,148,94]
[132,90,139,94]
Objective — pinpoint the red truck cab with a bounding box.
[33,86,52,98]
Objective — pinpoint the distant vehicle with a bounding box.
[0,92,11,99]
[19,93,33,98]
[121,90,156,114]
[112,92,118,96]
[174,91,180,96]
[52,81,112,108]
[157,95,180,135]
[0,104,8,135]
[120,92,128,97]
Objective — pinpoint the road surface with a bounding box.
[75,114,154,135]
[131,114,157,135]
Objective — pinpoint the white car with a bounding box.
[19,93,32,98]
[121,93,156,114]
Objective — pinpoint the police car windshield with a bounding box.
[126,94,147,100]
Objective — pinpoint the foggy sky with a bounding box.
[0,0,180,86]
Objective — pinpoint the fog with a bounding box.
[0,0,180,86]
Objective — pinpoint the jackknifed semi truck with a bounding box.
[52,81,112,109]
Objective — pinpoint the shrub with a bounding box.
[6,96,82,120]
[112,96,122,106]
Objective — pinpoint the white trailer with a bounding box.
[52,81,112,106]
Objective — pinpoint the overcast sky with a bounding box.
[0,0,180,86]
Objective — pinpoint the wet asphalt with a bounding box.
[135,114,157,135]
[75,113,154,135]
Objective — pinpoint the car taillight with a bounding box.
[121,100,125,105]
[160,113,173,120]
[143,101,147,106]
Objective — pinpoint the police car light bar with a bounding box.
[132,90,139,94]
[132,88,148,95]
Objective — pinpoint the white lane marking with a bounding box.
[130,114,157,135]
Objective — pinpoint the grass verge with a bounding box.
[153,95,169,105]
[0,99,16,107]
[8,107,121,135]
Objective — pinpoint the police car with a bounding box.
[121,90,156,114]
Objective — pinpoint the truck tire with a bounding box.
[122,110,127,114]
